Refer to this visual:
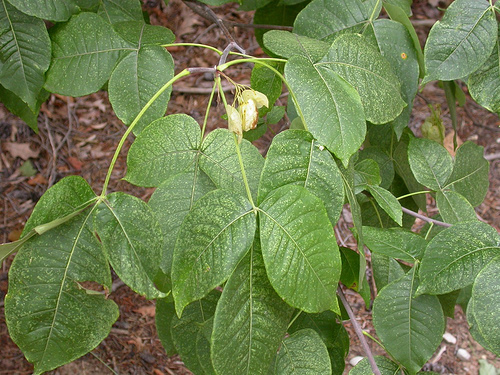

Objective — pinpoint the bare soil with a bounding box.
[1,0,499,374]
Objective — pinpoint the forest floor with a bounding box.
[1,0,499,374]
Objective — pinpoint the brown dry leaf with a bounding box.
[3,142,40,160]
[444,131,463,157]
[67,156,83,170]
[134,305,156,318]
[28,174,48,186]
[8,229,22,242]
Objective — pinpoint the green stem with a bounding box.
[396,190,428,200]
[161,43,223,55]
[424,222,435,240]
[101,69,191,196]
[287,310,303,330]
[218,58,308,131]
[229,52,287,64]
[233,133,256,208]
[201,81,218,138]
[216,76,229,107]
[362,330,385,350]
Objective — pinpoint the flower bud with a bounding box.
[239,99,258,132]
[226,105,243,142]
[241,89,269,109]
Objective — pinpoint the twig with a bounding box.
[410,19,436,27]
[173,85,233,94]
[338,286,381,375]
[485,152,500,161]
[184,0,245,54]
[44,116,58,188]
[401,207,452,228]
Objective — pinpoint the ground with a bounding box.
[0,0,499,374]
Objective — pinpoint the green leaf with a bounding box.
[108,46,174,134]
[293,0,381,43]
[258,129,344,225]
[0,1,51,111]
[373,19,419,137]
[371,253,405,291]
[408,137,453,191]
[212,240,294,375]
[367,185,402,226]
[363,226,426,262]
[445,141,489,207]
[171,291,219,375]
[358,147,394,189]
[5,0,79,21]
[393,131,427,211]
[148,170,215,281]
[288,311,349,375]
[266,106,285,124]
[239,0,273,11]
[96,192,165,299]
[113,21,175,46]
[285,54,366,165]
[436,190,477,224]
[263,31,329,61]
[97,0,143,24]
[384,2,425,78]
[437,289,460,319]
[45,12,127,96]
[349,355,401,375]
[172,190,256,316]
[320,33,406,124]
[0,86,49,132]
[468,255,500,355]
[0,233,34,266]
[251,62,283,113]
[468,27,500,115]
[22,176,97,236]
[5,209,118,374]
[125,114,202,187]
[354,159,381,193]
[275,329,331,375]
[254,0,306,55]
[418,221,500,295]
[199,129,265,201]
[339,158,365,287]
[259,185,341,313]
[382,0,412,16]
[422,0,497,84]
[156,298,177,356]
[373,268,445,374]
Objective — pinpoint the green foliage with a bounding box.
[2,0,500,373]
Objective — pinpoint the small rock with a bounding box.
[457,348,471,361]
[349,356,364,367]
[443,332,457,344]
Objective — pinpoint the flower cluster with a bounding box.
[226,89,269,142]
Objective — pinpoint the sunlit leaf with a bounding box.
[285,54,366,165]
[274,329,332,375]
[45,12,127,96]
[0,1,51,110]
[467,255,500,356]
[172,190,256,316]
[258,129,344,225]
[373,268,445,374]
[408,137,452,191]
[108,46,174,134]
[5,209,118,374]
[212,241,293,375]
[418,221,500,295]
[6,0,79,21]
[259,185,341,313]
[96,192,165,299]
[423,0,497,83]
[293,0,381,43]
